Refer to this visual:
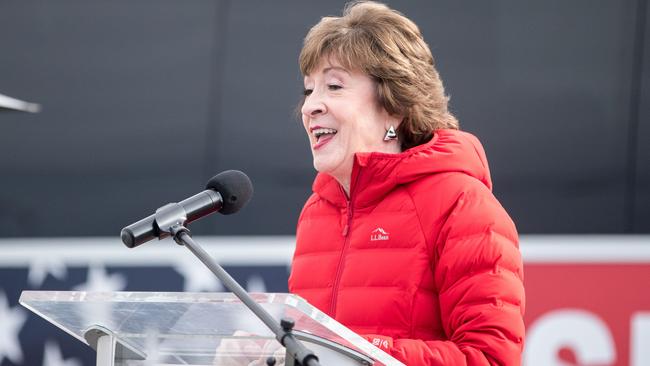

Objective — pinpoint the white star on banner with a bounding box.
[174,261,224,292]
[28,257,67,287]
[0,291,27,365]
[73,263,126,293]
[246,274,267,293]
[42,340,81,366]
[72,264,127,331]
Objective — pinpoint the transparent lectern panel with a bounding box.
[20,291,403,366]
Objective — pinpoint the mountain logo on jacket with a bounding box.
[370,227,390,241]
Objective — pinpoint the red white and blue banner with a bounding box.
[0,235,648,366]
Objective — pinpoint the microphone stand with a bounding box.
[154,202,321,366]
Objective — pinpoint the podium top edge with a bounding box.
[19,291,297,304]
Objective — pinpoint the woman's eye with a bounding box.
[328,84,342,91]
[303,89,313,96]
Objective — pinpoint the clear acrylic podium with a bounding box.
[20,291,404,366]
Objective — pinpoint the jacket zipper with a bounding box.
[329,172,361,317]
[329,200,353,316]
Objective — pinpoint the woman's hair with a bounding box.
[299,1,459,150]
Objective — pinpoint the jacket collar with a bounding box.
[312,129,493,209]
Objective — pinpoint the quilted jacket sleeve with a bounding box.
[389,182,525,365]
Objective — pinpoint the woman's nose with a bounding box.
[301,93,326,117]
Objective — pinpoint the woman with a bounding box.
[288,2,525,365]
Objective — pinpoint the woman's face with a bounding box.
[301,58,398,183]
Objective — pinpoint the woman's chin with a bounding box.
[313,158,338,176]
[313,157,351,181]
[313,160,331,174]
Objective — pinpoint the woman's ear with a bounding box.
[382,112,403,130]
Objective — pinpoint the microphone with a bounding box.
[120,170,253,248]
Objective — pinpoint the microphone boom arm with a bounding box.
[152,206,321,366]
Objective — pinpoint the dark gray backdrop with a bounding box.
[1,0,648,237]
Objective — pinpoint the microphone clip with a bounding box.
[154,202,189,244]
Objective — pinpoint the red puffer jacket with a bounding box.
[289,129,525,365]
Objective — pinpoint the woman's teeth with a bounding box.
[313,128,337,141]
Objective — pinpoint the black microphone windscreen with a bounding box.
[206,170,253,215]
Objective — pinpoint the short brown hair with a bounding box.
[299,1,459,150]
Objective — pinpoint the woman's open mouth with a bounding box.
[312,127,337,149]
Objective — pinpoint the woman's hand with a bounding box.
[213,330,285,366]
[246,343,286,366]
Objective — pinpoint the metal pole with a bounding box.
[170,225,321,366]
